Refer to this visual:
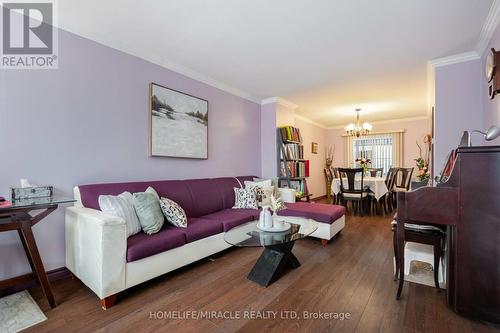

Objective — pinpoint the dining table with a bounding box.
[331,176,389,200]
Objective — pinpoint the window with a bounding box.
[351,134,393,173]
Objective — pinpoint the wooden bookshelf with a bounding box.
[277,126,311,200]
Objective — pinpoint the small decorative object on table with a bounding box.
[355,157,371,175]
[258,206,273,229]
[11,185,53,200]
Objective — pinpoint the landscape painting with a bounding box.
[149,83,208,159]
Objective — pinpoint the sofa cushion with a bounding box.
[278,202,345,224]
[202,209,257,231]
[182,218,224,243]
[127,227,186,262]
[184,179,225,217]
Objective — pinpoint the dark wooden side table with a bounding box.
[0,197,74,309]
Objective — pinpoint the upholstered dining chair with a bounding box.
[337,168,370,216]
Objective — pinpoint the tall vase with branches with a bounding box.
[325,145,335,198]
[415,134,432,182]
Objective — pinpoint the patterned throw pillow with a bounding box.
[244,180,274,207]
[160,197,187,228]
[232,187,258,209]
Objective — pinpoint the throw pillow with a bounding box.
[146,186,160,202]
[99,192,141,237]
[244,180,274,207]
[253,177,279,197]
[133,192,165,235]
[160,197,187,228]
[233,187,258,209]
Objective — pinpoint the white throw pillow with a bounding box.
[159,197,187,228]
[233,187,258,209]
[244,180,274,207]
[99,191,141,237]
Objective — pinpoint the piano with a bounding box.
[396,145,500,324]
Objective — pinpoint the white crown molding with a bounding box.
[54,26,263,104]
[327,115,431,130]
[429,0,500,67]
[429,51,480,68]
[294,114,329,129]
[477,0,500,56]
[261,97,298,109]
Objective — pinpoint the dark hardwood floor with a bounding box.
[26,206,500,333]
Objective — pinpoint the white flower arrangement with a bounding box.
[270,194,286,213]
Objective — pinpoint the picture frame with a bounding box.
[311,142,318,154]
[148,83,208,159]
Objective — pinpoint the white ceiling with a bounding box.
[57,0,494,126]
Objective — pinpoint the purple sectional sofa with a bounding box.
[66,176,345,308]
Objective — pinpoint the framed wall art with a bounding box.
[149,83,208,159]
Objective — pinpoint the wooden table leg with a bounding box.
[19,221,56,309]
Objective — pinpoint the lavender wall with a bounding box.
[260,103,277,178]
[434,59,483,169]
[0,29,261,280]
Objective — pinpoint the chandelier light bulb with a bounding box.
[344,108,372,137]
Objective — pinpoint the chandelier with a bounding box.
[344,108,373,137]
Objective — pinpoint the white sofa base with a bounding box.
[125,233,231,289]
[65,206,345,304]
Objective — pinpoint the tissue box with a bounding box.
[11,186,53,200]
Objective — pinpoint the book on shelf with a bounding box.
[280,143,304,160]
[279,126,302,142]
[280,161,307,178]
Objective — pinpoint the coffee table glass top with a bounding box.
[224,217,318,247]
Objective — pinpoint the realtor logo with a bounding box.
[1,1,58,69]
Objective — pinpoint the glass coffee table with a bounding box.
[224,217,318,287]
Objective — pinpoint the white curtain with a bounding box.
[343,130,405,170]
[392,131,404,167]
[344,135,354,167]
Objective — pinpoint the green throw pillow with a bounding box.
[133,192,164,235]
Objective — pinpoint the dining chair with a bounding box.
[394,167,414,192]
[366,168,395,215]
[327,167,342,204]
[391,168,414,208]
[385,167,398,210]
[367,167,383,177]
[332,167,340,179]
[337,168,370,216]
